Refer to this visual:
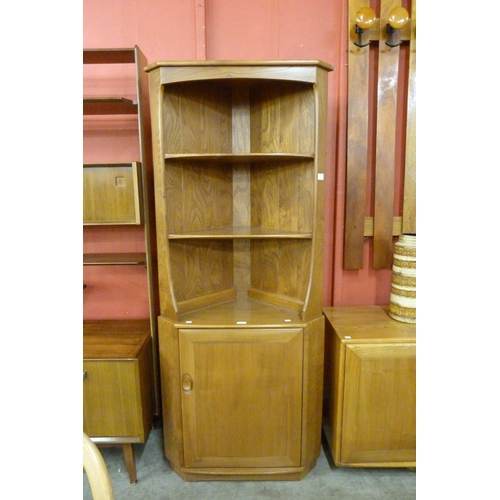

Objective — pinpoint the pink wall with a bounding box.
[84,0,405,311]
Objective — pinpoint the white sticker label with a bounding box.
[284,319,291,322]
[185,320,192,324]
[344,336,351,339]
[318,173,324,180]
[237,321,247,325]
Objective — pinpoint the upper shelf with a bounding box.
[83,48,137,65]
[165,153,314,163]
[83,97,138,115]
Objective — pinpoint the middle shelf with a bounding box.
[168,226,312,239]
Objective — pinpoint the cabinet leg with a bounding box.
[122,443,137,485]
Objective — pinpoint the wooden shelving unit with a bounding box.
[146,60,333,481]
[83,46,159,484]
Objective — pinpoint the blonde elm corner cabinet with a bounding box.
[145,60,333,481]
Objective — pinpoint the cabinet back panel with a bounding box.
[163,82,232,154]
[165,161,233,233]
[250,82,315,154]
[251,161,313,232]
[170,240,234,302]
[163,81,314,155]
[251,239,311,299]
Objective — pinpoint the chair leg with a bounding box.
[122,443,137,485]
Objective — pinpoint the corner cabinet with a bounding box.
[323,306,416,468]
[145,60,333,481]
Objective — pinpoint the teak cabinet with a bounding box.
[145,60,333,481]
[323,306,416,468]
[83,320,154,483]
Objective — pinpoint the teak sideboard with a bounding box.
[83,320,155,484]
[323,306,416,468]
[145,60,333,481]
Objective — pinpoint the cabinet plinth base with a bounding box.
[169,462,317,482]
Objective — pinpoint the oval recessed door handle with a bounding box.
[182,373,193,394]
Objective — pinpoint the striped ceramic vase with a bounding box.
[389,233,416,323]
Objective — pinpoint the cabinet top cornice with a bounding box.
[144,59,334,73]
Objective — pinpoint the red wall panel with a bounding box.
[83,0,405,312]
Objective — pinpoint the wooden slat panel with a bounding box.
[344,0,372,269]
[402,0,416,234]
[363,216,401,237]
[373,0,401,269]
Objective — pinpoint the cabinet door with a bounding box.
[83,360,142,438]
[341,343,416,464]
[179,328,303,468]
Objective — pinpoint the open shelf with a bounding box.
[165,153,314,163]
[83,253,147,266]
[168,226,312,239]
[175,294,305,328]
[83,48,137,65]
[83,97,138,115]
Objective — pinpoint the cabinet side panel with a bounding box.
[150,69,177,318]
[301,316,325,466]
[158,317,184,466]
[137,338,155,441]
[302,68,328,321]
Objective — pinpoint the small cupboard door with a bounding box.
[179,328,303,468]
[83,360,142,438]
[341,343,416,464]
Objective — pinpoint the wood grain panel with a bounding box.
[373,0,401,269]
[342,343,416,463]
[164,161,184,233]
[83,360,141,438]
[157,317,184,465]
[182,162,233,231]
[402,0,416,234]
[165,82,233,154]
[170,240,234,302]
[179,328,303,468]
[344,0,372,269]
[83,163,141,225]
[257,85,281,153]
[280,82,315,154]
[251,239,279,293]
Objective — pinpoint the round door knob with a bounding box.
[182,373,193,393]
